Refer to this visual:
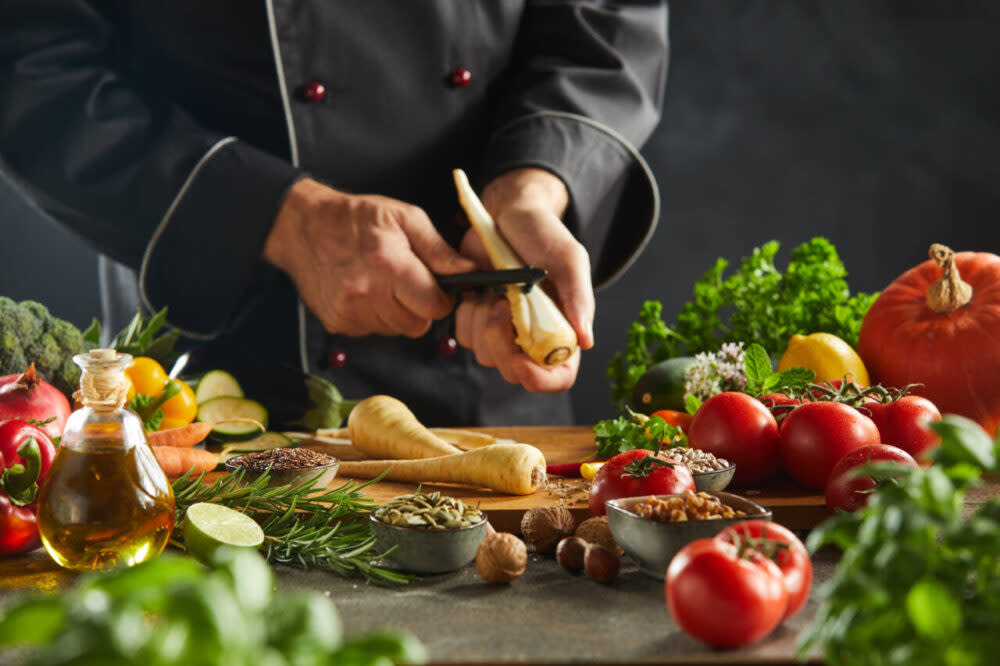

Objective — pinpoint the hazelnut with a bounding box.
[584,544,620,584]
[574,516,622,556]
[476,532,527,584]
[555,536,587,573]
[520,506,576,553]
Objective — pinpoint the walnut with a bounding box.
[520,506,576,553]
[574,516,622,556]
[476,532,527,584]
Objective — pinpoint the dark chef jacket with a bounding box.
[0,1,668,426]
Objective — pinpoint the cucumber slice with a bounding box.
[219,432,296,463]
[197,397,268,441]
[195,370,244,404]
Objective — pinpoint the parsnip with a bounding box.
[453,168,578,367]
[312,427,507,450]
[337,443,547,495]
[347,394,462,459]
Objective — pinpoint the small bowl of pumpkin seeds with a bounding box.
[370,491,488,574]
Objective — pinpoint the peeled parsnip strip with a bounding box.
[453,169,579,367]
[337,443,547,495]
[429,428,508,450]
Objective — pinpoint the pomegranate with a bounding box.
[0,364,71,439]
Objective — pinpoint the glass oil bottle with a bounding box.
[37,349,175,570]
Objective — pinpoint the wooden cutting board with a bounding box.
[301,425,830,532]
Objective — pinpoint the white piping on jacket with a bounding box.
[265,0,310,374]
[489,110,661,289]
[138,135,238,340]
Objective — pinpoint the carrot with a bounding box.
[152,446,218,478]
[337,442,547,495]
[347,395,462,459]
[146,418,264,448]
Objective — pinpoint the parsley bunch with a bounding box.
[593,409,686,460]
[607,237,877,410]
[800,416,1000,665]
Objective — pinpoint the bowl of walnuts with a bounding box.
[605,490,770,579]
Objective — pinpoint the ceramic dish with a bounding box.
[370,513,488,575]
[224,454,340,489]
[691,463,736,492]
[605,491,771,579]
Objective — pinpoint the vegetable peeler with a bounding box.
[435,266,547,295]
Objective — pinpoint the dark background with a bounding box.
[2,1,999,423]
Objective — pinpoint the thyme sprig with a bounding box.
[170,469,412,585]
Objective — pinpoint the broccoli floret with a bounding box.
[0,297,91,395]
[49,319,85,353]
[26,333,64,380]
[1,330,27,372]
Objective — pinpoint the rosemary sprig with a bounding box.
[170,469,411,586]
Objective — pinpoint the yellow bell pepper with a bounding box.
[580,462,605,481]
[124,357,197,431]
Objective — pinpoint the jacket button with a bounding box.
[450,68,472,88]
[437,336,458,356]
[327,349,346,368]
[302,81,327,102]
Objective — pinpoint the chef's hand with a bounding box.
[263,178,475,337]
[455,168,595,393]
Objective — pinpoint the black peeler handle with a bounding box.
[435,266,547,294]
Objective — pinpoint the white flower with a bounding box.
[683,342,748,401]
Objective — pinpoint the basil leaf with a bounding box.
[907,579,962,641]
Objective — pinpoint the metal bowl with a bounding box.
[224,454,340,489]
[370,513,488,575]
[605,491,771,579]
[692,463,736,492]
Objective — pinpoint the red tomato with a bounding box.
[588,449,695,516]
[759,393,802,425]
[688,392,781,486]
[825,444,918,514]
[649,409,693,431]
[666,537,788,648]
[716,520,812,620]
[864,396,941,462]
[778,402,880,490]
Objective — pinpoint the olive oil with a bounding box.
[37,443,174,571]
[36,349,175,571]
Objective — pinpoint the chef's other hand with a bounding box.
[264,178,475,337]
[455,168,594,393]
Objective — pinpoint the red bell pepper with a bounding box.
[0,419,57,556]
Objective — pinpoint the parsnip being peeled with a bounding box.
[453,169,578,367]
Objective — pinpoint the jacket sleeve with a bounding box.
[481,0,668,288]
[0,0,303,338]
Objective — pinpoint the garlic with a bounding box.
[453,169,579,367]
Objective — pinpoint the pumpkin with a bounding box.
[858,244,1000,436]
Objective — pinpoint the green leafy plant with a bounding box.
[593,408,686,460]
[171,470,412,586]
[742,343,814,397]
[799,416,1000,665]
[606,237,876,410]
[0,547,425,666]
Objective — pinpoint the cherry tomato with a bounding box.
[864,396,941,462]
[688,392,780,486]
[124,357,168,402]
[588,449,695,516]
[716,520,812,620]
[649,409,693,431]
[666,537,788,648]
[825,444,918,514]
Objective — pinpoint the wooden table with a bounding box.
[308,425,831,532]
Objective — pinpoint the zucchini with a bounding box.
[195,370,244,404]
[219,432,296,463]
[197,397,268,441]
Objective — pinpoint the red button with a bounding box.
[303,81,326,102]
[327,349,346,368]
[437,336,458,356]
[450,68,472,88]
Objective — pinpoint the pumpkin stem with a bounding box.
[926,244,973,313]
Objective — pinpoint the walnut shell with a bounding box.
[520,506,576,553]
[574,516,622,556]
[476,532,527,584]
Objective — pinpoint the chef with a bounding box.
[0,1,668,426]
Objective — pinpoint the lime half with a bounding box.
[183,502,265,563]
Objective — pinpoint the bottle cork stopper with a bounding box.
[75,349,131,410]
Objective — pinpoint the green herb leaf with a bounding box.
[906,579,962,641]
[744,343,773,387]
[0,598,65,647]
[685,393,702,415]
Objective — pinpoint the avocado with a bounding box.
[631,356,697,413]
